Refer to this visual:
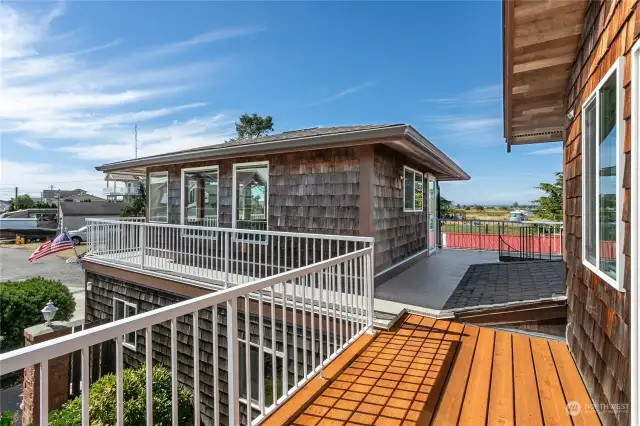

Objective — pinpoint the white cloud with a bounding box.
[309,81,375,106]
[0,3,258,162]
[17,139,44,150]
[424,84,502,106]
[0,159,105,198]
[528,146,563,155]
[424,115,502,146]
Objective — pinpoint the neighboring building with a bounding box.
[59,201,125,231]
[42,189,106,204]
[95,124,469,277]
[502,1,638,424]
[103,172,144,203]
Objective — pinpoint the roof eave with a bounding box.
[404,127,471,181]
[95,125,409,172]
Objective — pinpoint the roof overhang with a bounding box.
[502,0,588,150]
[96,125,470,181]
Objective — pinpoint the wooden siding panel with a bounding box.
[563,1,635,425]
[372,145,428,272]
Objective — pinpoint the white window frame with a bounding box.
[113,297,137,350]
[180,165,220,229]
[148,171,169,223]
[629,39,640,426]
[403,166,424,212]
[580,56,625,291]
[237,333,285,409]
[232,161,269,242]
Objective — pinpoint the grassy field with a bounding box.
[452,207,544,221]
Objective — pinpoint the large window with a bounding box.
[148,172,168,223]
[404,166,424,212]
[234,162,268,232]
[582,57,624,289]
[181,167,218,227]
[113,298,137,350]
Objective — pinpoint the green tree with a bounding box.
[532,172,563,221]
[8,194,34,211]
[511,202,519,208]
[0,277,76,352]
[49,365,194,426]
[121,182,147,217]
[231,113,274,141]
[439,197,455,219]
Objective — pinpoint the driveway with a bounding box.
[0,245,85,324]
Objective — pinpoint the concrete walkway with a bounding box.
[374,249,499,311]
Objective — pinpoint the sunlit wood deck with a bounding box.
[268,314,601,426]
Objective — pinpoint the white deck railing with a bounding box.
[85,218,373,287]
[0,243,374,425]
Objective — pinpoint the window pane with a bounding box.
[236,165,268,232]
[149,173,168,222]
[584,100,597,265]
[414,174,423,210]
[184,169,218,227]
[598,75,617,279]
[264,353,284,406]
[404,169,414,210]
[114,300,124,320]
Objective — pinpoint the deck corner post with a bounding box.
[226,297,240,425]
[224,231,230,288]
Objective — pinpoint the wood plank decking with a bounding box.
[284,314,601,426]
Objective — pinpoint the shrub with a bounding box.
[49,365,194,426]
[0,277,75,352]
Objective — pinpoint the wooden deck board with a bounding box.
[487,331,514,426]
[458,327,495,426]
[548,340,603,426]
[513,333,544,425]
[284,315,601,426]
[530,338,573,426]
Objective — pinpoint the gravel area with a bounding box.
[0,245,85,323]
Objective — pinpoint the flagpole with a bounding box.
[64,229,83,269]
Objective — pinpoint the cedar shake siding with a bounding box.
[373,145,428,272]
[148,147,359,235]
[86,272,331,426]
[563,1,636,425]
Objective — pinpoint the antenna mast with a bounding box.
[134,124,138,159]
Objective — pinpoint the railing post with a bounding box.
[224,231,230,288]
[226,298,240,425]
[139,225,146,269]
[367,245,375,334]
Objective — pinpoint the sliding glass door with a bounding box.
[427,175,438,254]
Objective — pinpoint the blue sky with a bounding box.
[0,1,563,204]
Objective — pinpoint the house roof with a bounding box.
[42,189,86,199]
[60,201,125,216]
[502,0,589,150]
[95,124,470,181]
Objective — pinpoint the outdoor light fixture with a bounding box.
[41,300,58,327]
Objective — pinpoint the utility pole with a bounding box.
[14,187,18,200]
[134,124,138,159]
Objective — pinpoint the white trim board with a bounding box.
[629,39,640,426]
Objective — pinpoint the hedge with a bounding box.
[0,277,75,352]
[49,365,194,426]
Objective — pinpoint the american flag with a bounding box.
[28,231,75,263]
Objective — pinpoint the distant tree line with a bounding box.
[8,194,56,211]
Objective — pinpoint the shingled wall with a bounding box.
[372,145,428,272]
[563,1,637,424]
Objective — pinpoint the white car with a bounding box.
[68,226,87,244]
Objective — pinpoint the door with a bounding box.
[427,175,438,254]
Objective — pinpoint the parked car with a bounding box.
[68,226,87,244]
